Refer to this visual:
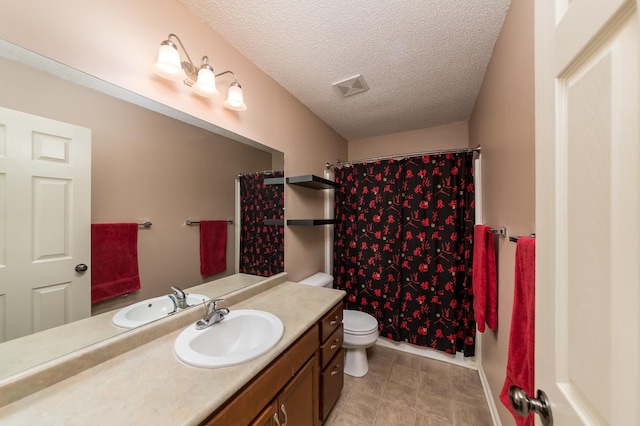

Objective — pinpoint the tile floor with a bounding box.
[324,346,494,426]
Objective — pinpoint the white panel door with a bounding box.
[535,0,639,425]
[0,107,91,342]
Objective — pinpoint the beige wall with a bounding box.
[468,1,535,424]
[0,0,348,282]
[0,56,275,314]
[348,121,469,161]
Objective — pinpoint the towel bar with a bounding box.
[186,220,233,226]
[138,221,152,228]
[509,233,536,243]
[489,226,507,236]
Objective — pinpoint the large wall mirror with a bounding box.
[0,40,285,381]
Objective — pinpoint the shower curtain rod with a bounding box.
[237,168,284,177]
[326,146,481,169]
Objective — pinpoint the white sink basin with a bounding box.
[112,294,209,329]
[174,309,284,368]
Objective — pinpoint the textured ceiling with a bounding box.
[178,0,510,141]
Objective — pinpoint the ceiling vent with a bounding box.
[333,74,369,97]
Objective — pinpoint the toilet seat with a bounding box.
[343,310,378,336]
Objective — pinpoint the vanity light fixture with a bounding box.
[152,33,247,111]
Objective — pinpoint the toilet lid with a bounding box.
[343,310,378,335]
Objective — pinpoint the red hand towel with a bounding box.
[91,223,140,304]
[472,225,489,331]
[200,220,227,277]
[472,225,498,332]
[486,230,498,330]
[499,237,536,426]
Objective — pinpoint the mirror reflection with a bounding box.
[0,41,284,381]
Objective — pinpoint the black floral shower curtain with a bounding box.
[239,171,284,277]
[333,152,476,356]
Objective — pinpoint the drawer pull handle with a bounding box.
[280,404,288,426]
[331,364,341,375]
[330,338,340,350]
[273,412,281,426]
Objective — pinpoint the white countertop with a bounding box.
[0,281,345,425]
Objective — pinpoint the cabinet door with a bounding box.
[320,348,344,421]
[251,401,280,426]
[277,354,317,426]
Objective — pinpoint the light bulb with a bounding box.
[192,64,220,98]
[224,82,247,111]
[152,40,185,81]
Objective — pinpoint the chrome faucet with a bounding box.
[168,293,179,313]
[169,286,189,310]
[196,298,229,330]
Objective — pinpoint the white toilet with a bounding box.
[299,272,379,377]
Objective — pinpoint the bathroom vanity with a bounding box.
[204,300,344,425]
[0,275,346,425]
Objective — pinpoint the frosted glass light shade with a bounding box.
[224,82,247,111]
[192,66,220,98]
[152,43,185,81]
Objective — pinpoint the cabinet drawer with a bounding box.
[320,348,344,421]
[320,324,343,369]
[320,302,343,342]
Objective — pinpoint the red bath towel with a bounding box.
[499,237,536,426]
[200,220,227,277]
[91,223,140,304]
[472,225,498,332]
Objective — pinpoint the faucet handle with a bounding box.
[170,286,186,299]
[201,298,224,314]
[195,298,229,330]
[209,298,224,310]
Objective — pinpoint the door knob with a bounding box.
[75,263,88,273]
[509,386,553,426]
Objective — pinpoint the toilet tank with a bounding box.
[298,272,334,288]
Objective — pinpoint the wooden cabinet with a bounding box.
[202,326,319,426]
[319,303,343,342]
[320,325,343,369]
[201,301,344,426]
[278,356,316,425]
[320,348,344,420]
[318,303,344,422]
[250,356,317,426]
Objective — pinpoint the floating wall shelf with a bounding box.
[264,177,285,185]
[286,175,339,190]
[285,174,340,226]
[287,219,340,226]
